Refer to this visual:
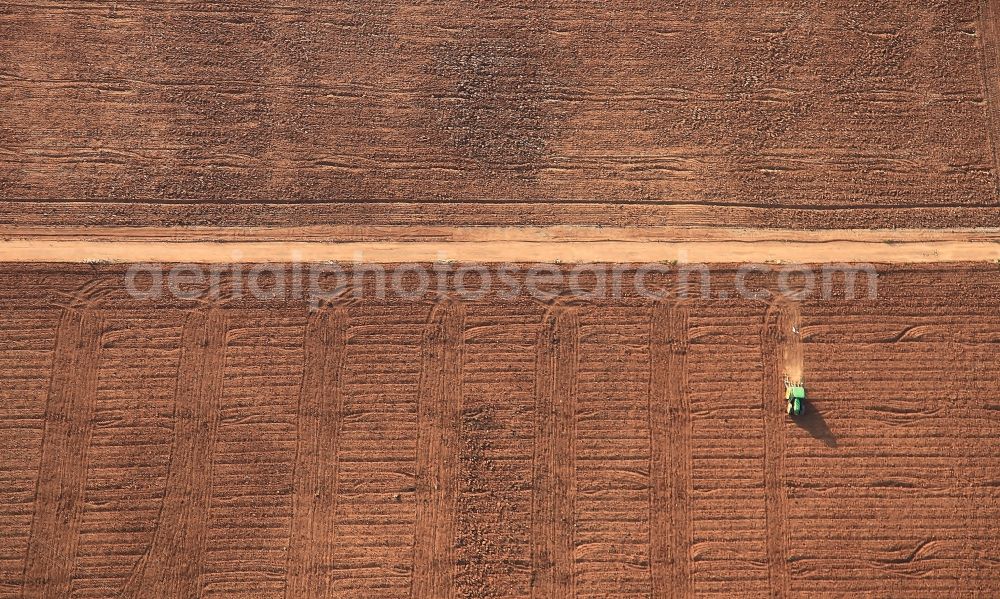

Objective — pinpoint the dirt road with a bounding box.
[0,228,998,263]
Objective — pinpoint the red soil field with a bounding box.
[1,264,998,597]
[3,2,1000,597]
[2,1,1000,229]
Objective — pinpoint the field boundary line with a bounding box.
[647,301,692,598]
[22,308,102,598]
[4,203,1000,231]
[411,301,465,599]
[530,307,579,598]
[120,308,226,599]
[3,225,1000,243]
[286,307,349,598]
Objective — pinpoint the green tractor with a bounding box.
[784,378,806,416]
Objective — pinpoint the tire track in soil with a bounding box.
[120,307,226,599]
[530,307,579,599]
[647,301,691,598]
[286,307,349,598]
[761,300,800,598]
[21,308,103,599]
[980,0,1000,194]
[411,301,466,599]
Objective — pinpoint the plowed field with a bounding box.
[1,265,998,597]
[2,0,1000,229]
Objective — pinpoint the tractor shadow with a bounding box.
[795,403,837,448]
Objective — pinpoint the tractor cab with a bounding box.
[784,379,806,416]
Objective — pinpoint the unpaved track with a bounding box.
[0,265,998,597]
[1,227,1000,264]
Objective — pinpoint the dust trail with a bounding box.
[648,301,692,598]
[22,308,102,599]
[781,304,804,384]
[411,300,465,599]
[120,307,226,599]
[286,307,349,598]
[530,307,579,598]
[761,300,798,597]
